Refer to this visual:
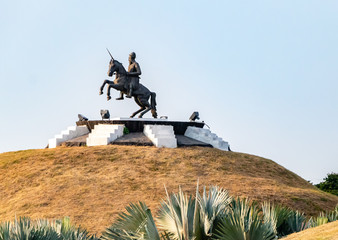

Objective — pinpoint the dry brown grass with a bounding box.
[282,221,338,240]
[0,146,337,234]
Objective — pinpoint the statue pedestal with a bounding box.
[49,117,229,150]
[76,117,205,135]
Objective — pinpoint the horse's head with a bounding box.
[107,59,117,77]
[107,59,127,77]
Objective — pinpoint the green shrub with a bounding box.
[123,127,130,135]
[315,173,338,196]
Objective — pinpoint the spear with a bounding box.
[106,48,114,60]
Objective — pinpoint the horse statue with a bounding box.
[99,53,157,118]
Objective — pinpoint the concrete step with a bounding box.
[144,124,177,148]
[154,138,177,148]
[86,124,124,146]
[48,126,89,148]
[184,126,229,151]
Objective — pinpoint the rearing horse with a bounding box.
[99,56,157,118]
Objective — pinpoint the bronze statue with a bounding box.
[116,52,142,100]
[99,50,157,118]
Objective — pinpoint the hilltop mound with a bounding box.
[283,221,338,240]
[0,146,337,234]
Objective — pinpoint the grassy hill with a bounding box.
[0,145,337,234]
[282,220,338,240]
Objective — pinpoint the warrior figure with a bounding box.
[116,52,142,100]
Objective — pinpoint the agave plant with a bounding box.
[101,201,160,240]
[0,221,10,240]
[214,198,276,240]
[326,204,338,222]
[156,186,196,240]
[308,212,328,228]
[101,185,337,240]
[156,185,231,240]
[197,186,231,238]
[0,217,60,240]
[307,204,338,228]
[261,202,278,236]
[286,211,309,233]
[261,202,295,237]
[52,217,98,240]
[102,185,231,240]
[0,217,97,240]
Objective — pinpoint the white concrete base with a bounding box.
[184,126,229,151]
[144,125,177,148]
[110,117,170,122]
[48,126,89,148]
[86,124,124,146]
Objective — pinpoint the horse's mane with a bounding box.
[113,60,122,65]
[113,60,126,72]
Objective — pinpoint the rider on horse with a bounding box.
[116,52,142,100]
[99,51,157,118]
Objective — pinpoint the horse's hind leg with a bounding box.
[131,107,145,118]
[150,92,157,118]
[138,97,151,118]
[139,107,151,118]
[130,96,145,118]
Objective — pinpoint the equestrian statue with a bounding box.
[99,50,157,118]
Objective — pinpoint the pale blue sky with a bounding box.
[1,0,337,183]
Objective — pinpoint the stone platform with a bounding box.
[76,118,204,135]
[61,132,213,148]
[52,117,228,150]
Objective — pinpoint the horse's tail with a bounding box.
[150,92,157,118]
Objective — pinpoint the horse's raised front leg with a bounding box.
[106,83,125,101]
[130,107,146,118]
[107,85,112,100]
[99,79,113,95]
